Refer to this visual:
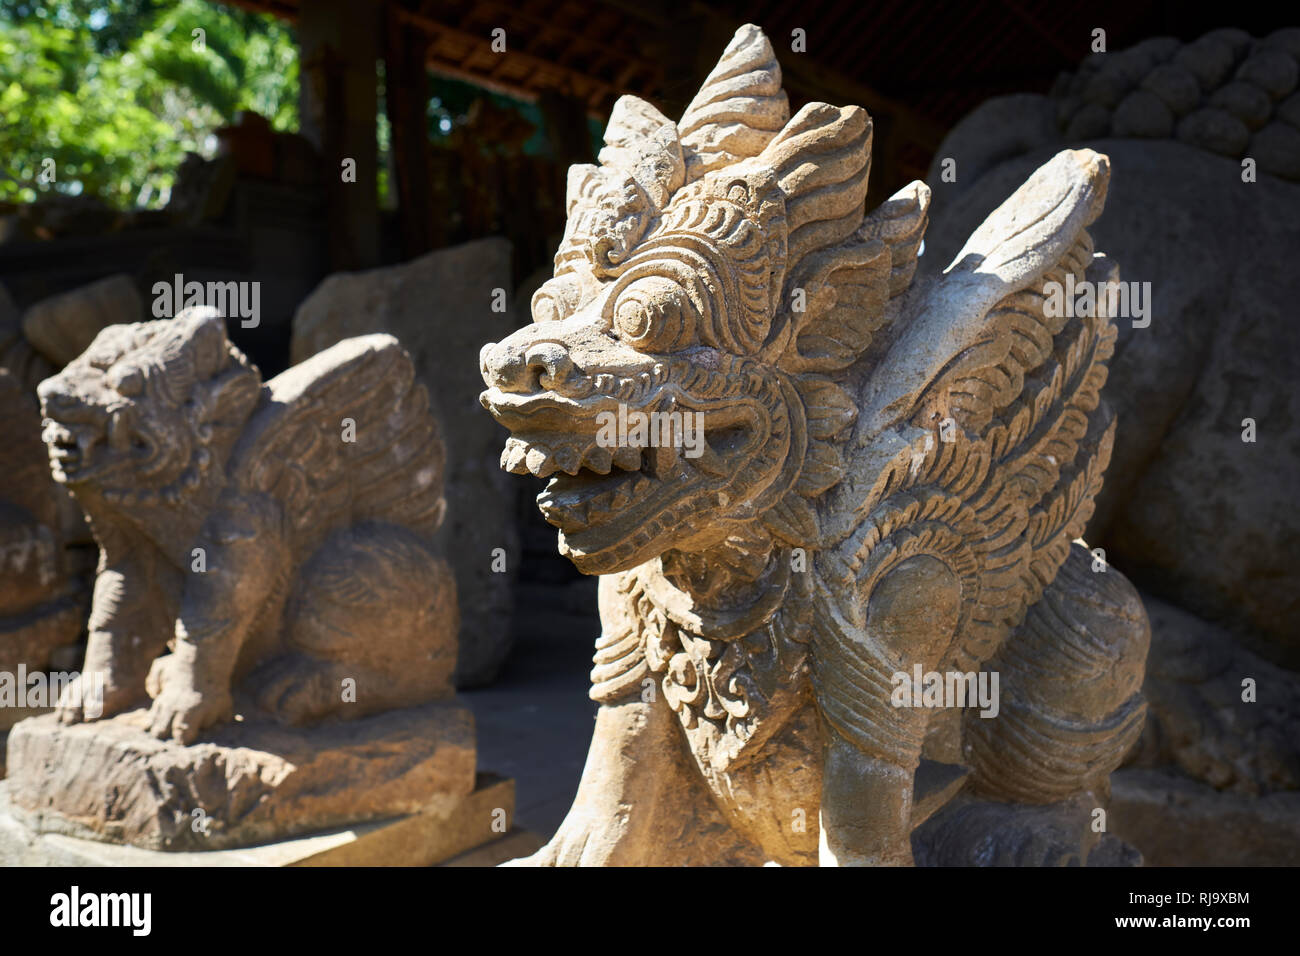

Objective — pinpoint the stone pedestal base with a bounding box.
[911,791,1143,866]
[4,702,477,851]
[0,706,51,778]
[0,774,519,866]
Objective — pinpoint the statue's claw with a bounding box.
[54,676,86,725]
[145,655,230,744]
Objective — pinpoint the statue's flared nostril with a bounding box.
[523,342,574,388]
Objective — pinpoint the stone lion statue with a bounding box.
[38,307,456,743]
[480,25,1149,865]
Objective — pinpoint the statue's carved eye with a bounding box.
[613,276,697,353]
[591,236,623,269]
[109,367,144,397]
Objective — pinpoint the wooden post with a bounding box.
[297,0,381,270]
[384,2,437,259]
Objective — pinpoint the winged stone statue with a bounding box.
[38,308,456,743]
[479,24,1149,865]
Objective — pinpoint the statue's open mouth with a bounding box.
[41,410,157,485]
[481,363,761,569]
[42,421,102,481]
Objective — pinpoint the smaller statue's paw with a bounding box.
[252,658,333,726]
[146,688,227,744]
[54,674,96,724]
[57,673,141,725]
[146,657,231,744]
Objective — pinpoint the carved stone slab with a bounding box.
[0,774,517,866]
[5,702,474,851]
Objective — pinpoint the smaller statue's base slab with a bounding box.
[0,773,517,866]
[4,702,476,851]
[0,706,52,779]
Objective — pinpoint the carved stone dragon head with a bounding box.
[38,308,261,509]
[480,26,926,576]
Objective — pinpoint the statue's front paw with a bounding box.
[146,687,231,744]
[145,657,231,744]
[54,676,87,725]
[498,845,557,867]
[55,673,128,724]
[506,812,621,866]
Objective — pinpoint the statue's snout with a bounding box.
[480,328,576,395]
[36,375,102,426]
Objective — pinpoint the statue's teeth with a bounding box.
[612,485,631,508]
[584,445,612,474]
[612,445,641,471]
[554,445,581,475]
[502,438,530,474]
[526,446,558,477]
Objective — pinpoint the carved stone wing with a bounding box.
[814,149,1119,762]
[230,334,446,557]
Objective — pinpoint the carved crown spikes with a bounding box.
[568,25,930,379]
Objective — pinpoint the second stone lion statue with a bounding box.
[38,307,457,743]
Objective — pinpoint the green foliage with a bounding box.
[0,0,298,208]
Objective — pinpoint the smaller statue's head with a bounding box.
[37,307,261,505]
